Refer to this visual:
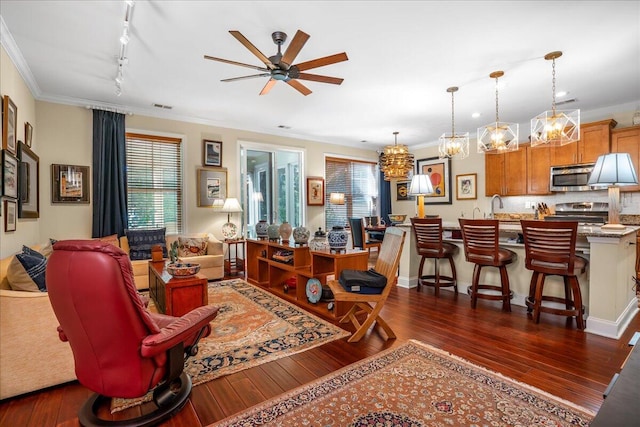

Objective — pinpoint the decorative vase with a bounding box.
[328,225,348,252]
[255,220,269,239]
[309,227,329,251]
[293,225,310,246]
[267,223,280,241]
[279,221,292,242]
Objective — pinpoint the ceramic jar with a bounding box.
[267,223,280,241]
[279,221,292,242]
[255,220,269,239]
[293,226,310,245]
[328,225,348,252]
[309,227,329,251]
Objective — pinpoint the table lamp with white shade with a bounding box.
[408,174,434,219]
[587,153,638,230]
[221,197,243,239]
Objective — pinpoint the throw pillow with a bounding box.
[125,228,167,260]
[7,248,47,292]
[39,239,54,258]
[178,236,208,257]
[97,234,120,248]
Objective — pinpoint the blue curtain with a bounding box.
[378,157,392,225]
[92,110,128,238]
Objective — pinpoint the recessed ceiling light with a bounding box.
[556,91,568,97]
[360,140,367,143]
[153,103,173,109]
[471,112,481,118]
[278,125,291,129]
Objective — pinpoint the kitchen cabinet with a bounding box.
[611,125,640,192]
[550,119,617,166]
[526,144,552,195]
[484,147,527,196]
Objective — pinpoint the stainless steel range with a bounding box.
[544,202,608,225]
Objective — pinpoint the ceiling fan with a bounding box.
[204,30,348,96]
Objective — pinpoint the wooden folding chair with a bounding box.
[327,227,406,343]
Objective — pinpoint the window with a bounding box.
[325,157,378,230]
[125,133,183,233]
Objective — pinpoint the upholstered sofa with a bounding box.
[0,246,76,400]
[119,233,225,290]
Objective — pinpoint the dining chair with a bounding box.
[349,217,382,254]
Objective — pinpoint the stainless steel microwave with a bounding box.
[550,163,596,192]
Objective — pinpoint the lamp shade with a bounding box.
[588,153,638,186]
[408,174,434,196]
[212,198,225,208]
[221,197,243,213]
[329,193,345,205]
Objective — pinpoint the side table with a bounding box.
[225,239,246,277]
[148,261,208,317]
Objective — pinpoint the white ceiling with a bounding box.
[1,1,639,149]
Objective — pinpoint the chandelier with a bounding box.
[531,51,580,146]
[379,132,414,181]
[477,71,519,154]
[439,86,469,159]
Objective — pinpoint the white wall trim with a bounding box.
[586,299,639,338]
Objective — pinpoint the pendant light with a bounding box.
[477,71,519,154]
[439,87,469,159]
[379,132,415,181]
[531,51,580,146]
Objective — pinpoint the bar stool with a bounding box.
[410,217,458,296]
[520,220,587,329]
[458,219,515,311]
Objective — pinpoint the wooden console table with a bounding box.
[148,261,208,317]
[224,239,245,277]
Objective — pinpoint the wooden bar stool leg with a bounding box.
[434,258,440,297]
[470,264,482,309]
[499,266,512,312]
[569,276,585,330]
[448,255,458,294]
[533,273,546,324]
[526,272,538,313]
[417,256,426,291]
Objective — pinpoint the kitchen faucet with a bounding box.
[473,207,481,219]
[490,194,503,219]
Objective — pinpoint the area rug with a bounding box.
[112,279,349,412]
[210,339,595,427]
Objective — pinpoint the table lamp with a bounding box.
[221,197,243,239]
[408,174,434,219]
[587,153,638,230]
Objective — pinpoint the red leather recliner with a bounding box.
[47,240,219,427]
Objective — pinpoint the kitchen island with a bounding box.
[396,222,639,338]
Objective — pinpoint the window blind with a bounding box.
[325,157,378,230]
[125,133,183,234]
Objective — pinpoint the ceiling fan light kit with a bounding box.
[477,71,519,154]
[204,30,348,96]
[379,132,415,181]
[531,51,580,147]
[439,86,470,159]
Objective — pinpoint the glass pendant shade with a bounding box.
[477,71,519,154]
[531,51,580,147]
[379,132,415,181]
[439,87,470,159]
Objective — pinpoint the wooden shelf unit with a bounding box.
[245,239,369,319]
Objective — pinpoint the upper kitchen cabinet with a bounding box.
[550,119,617,166]
[484,147,527,196]
[526,144,551,195]
[611,125,640,192]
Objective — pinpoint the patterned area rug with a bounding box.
[210,339,595,427]
[112,279,349,412]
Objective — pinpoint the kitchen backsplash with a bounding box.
[498,190,639,215]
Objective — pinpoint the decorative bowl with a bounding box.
[388,214,407,225]
[166,262,200,278]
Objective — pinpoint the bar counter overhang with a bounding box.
[396,222,639,339]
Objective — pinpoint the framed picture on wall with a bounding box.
[24,122,33,147]
[456,173,477,200]
[2,150,18,199]
[2,95,17,155]
[18,142,39,217]
[306,177,324,206]
[198,167,227,207]
[416,156,452,204]
[203,140,222,167]
[51,164,90,204]
[4,199,17,232]
[396,181,414,201]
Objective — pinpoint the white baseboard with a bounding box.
[586,299,639,339]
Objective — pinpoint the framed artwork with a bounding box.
[24,122,33,147]
[203,139,222,167]
[4,199,17,232]
[198,167,227,207]
[306,177,324,206]
[2,95,18,155]
[2,150,18,199]
[18,142,39,217]
[456,173,477,200]
[51,164,90,203]
[396,181,414,201]
[416,156,452,205]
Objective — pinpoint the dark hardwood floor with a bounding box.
[1,282,638,427]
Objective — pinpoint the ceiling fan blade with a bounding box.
[229,30,276,70]
[286,79,312,96]
[221,73,271,82]
[280,30,310,67]
[295,52,348,71]
[297,73,344,85]
[204,55,270,72]
[260,79,277,96]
